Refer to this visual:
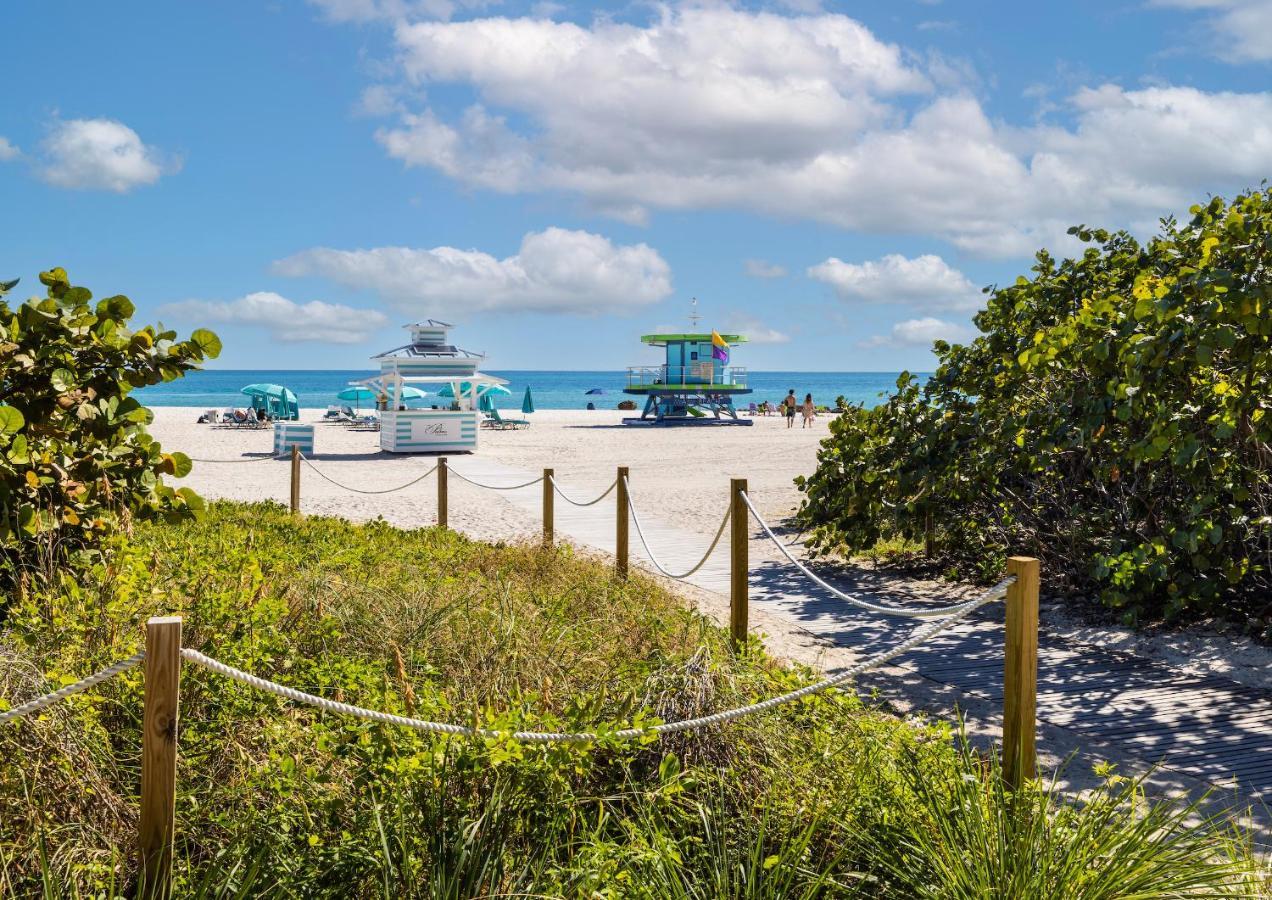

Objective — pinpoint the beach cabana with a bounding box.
[356,321,507,453]
[240,383,299,420]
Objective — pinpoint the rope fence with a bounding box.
[625,476,731,580]
[300,455,438,495]
[549,475,617,507]
[0,453,1040,893]
[740,492,989,620]
[0,651,146,724]
[187,454,285,464]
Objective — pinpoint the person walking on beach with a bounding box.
[801,393,816,428]
[783,389,797,429]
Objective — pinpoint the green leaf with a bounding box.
[190,328,222,359]
[0,405,24,436]
[96,294,136,320]
[51,368,76,392]
[169,452,193,478]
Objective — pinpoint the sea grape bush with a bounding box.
[798,189,1272,627]
[0,268,220,594]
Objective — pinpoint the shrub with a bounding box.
[0,268,219,597]
[797,188,1272,627]
[617,399,638,410]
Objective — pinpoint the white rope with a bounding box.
[179,584,1004,743]
[549,475,617,507]
[188,455,285,463]
[299,454,437,495]
[624,477,730,580]
[448,469,544,491]
[741,492,994,619]
[0,651,146,724]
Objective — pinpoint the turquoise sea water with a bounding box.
[137,370,921,411]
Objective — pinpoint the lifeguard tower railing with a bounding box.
[626,365,748,388]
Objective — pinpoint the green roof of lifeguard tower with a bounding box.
[640,333,747,345]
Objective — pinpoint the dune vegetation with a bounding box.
[0,502,1267,897]
[798,189,1272,632]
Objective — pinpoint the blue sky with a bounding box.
[2,0,1269,371]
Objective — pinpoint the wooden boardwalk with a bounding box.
[448,456,1272,810]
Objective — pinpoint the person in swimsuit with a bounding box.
[783,389,797,428]
[802,393,816,428]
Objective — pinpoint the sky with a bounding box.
[1,0,1269,371]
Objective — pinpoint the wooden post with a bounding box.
[924,509,935,559]
[730,478,749,651]
[542,467,554,546]
[1003,556,1040,789]
[437,457,448,528]
[615,466,629,578]
[139,616,182,898]
[289,444,300,516]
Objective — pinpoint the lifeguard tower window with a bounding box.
[690,351,699,360]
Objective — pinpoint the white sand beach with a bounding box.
[149,407,825,545]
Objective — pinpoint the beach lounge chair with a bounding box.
[747,402,759,416]
[488,408,529,429]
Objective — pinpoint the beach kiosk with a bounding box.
[357,321,507,453]
[624,330,752,425]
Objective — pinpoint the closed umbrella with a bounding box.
[521,386,535,414]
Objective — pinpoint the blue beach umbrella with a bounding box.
[521,386,535,414]
[585,388,606,395]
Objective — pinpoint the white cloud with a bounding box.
[38,118,175,192]
[809,253,983,312]
[161,292,388,344]
[728,315,790,344]
[863,316,975,348]
[356,7,1272,256]
[355,84,406,117]
[0,138,20,161]
[273,227,673,315]
[1152,0,1272,62]
[744,259,787,279]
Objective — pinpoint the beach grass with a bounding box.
[0,502,1266,896]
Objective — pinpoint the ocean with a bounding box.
[136,370,920,411]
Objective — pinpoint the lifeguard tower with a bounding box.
[624,329,752,425]
[356,320,506,453]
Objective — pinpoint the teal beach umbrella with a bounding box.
[521,386,535,414]
[337,385,426,408]
[240,383,299,419]
[438,382,511,399]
